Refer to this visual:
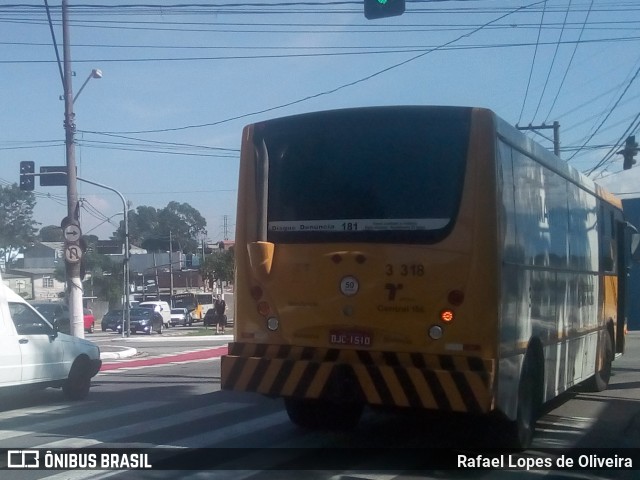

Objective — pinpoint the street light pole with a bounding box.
[74,69,102,104]
[76,176,131,337]
[62,0,84,338]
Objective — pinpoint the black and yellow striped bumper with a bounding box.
[221,342,495,413]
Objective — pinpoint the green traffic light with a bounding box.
[364,0,405,20]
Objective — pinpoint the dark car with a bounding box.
[170,308,192,327]
[203,308,216,326]
[203,308,228,327]
[101,309,123,332]
[117,307,163,335]
[30,301,71,334]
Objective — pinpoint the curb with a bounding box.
[100,346,138,360]
[106,333,233,342]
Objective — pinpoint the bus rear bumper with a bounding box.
[221,342,495,414]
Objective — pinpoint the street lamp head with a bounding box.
[74,69,103,104]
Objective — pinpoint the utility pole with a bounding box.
[169,231,174,307]
[516,121,561,158]
[62,0,84,338]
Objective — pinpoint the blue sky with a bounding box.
[1,0,640,241]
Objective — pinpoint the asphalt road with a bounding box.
[1,331,639,480]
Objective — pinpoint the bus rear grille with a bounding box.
[221,342,495,413]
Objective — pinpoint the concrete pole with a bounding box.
[63,0,85,338]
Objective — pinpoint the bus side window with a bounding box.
[632,233,640,262]
[599,205,616,273]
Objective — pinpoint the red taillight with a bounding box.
[440,309,454,323]
[257,301,270,317]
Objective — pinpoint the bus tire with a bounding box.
[585,331,613,392]
[284,397,363,430]
[502,352,541,449]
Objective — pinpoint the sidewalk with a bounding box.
[98,328,233,360]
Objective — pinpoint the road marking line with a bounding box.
[35,402,247,449]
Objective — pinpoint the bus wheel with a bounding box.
[585,332,613,392]
[284,397,363,430]
[502,353,541,449]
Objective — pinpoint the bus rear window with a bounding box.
[260,107,471,244]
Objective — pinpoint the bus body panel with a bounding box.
[223,106,626,425]
[494,117,623,420]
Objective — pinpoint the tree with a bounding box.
[0,184,39,267]
[39,225,64,242]
[201,249,234,289]
[160,201,207,253]
[112,202,207,254]
[52,236,125,306]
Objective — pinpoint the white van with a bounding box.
[0,278,102,400]
[138,301,172,328]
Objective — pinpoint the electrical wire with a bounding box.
[517,0,547,126]
[569,61,640,166]
[544,0,594,122]
[530,0,571,121]
[89,0,552,136]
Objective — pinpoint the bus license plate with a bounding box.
[329,330,372,347]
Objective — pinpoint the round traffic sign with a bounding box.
[63,224,82,243]
[65,244,82,264]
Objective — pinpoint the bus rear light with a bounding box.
[447,289,465,306]
[267,317,279,331]
[250,286,263,300]
[331,254,342,263]
[257,301,271,317]
[429,325,443,340]
[440,309,454,322]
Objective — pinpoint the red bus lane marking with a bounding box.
[100,345,228,371]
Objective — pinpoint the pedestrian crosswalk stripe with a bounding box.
[36,402,248,449]
[0,403,69,421]
[0,401,167,446]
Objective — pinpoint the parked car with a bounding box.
[29,302,96,334]
[203,308,216,326]
[101,309,123,332]
[30,301,70,334]
[170,308,192,327]
[1,278,102,400]
[83,308,95,334]
[203,309,229,327]
[138,301,171,328]
[117,307,163,335]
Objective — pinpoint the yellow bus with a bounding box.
[172,292,214,320]
[221,106,636,448]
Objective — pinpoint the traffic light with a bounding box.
[364,0,405,20]
[19,161,35,191]
[619,135,639,170]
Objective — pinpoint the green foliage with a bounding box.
[112,201,207,253]
[201,249,235,288]
[0,184,39,267]
[81,236,124,307]
[38,225,64,242]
